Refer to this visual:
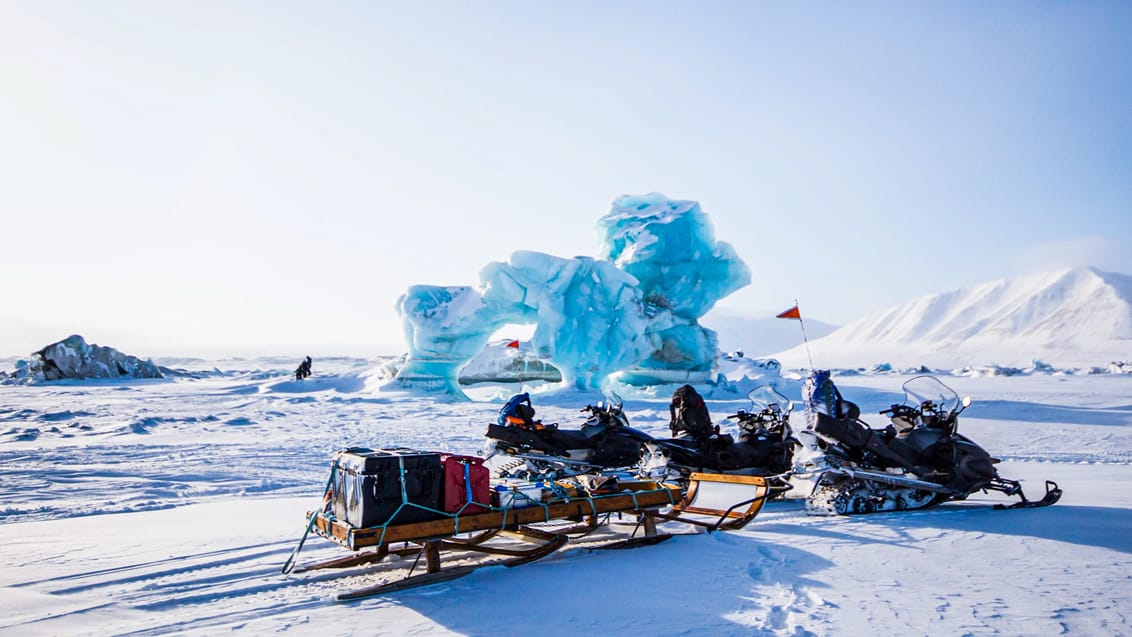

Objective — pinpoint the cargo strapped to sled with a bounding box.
[310,478,681,551]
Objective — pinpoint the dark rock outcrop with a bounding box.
[30,335,163,381]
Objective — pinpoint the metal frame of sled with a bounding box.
[286,473,771,599]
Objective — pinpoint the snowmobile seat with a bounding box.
[813,413,914,470]
[548,428,592,452]
[813,412,870,448]
[900,427,948,455]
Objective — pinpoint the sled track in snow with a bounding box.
[0,444,328,523]
[7,539,352,636]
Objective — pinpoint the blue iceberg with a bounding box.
[480,251,655,391]
[391,193,750,397]
[598,193,750,320]
[395,285,507,394]
[598,194,750,384]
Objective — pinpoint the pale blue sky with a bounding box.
[2,2,1130,357]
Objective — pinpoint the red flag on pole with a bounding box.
[777,300,813,371]
[505,340,520,349]
[776,305,801,320]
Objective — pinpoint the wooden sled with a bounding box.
[292,480,680,599]
[650,472,771,531]
[286,474,769,600]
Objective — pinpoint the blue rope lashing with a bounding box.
[450,461,474,535]
[398,455,409,504]
[281,457,339,575]
[464,462,473,507]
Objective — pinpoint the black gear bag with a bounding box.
[669,384,713,442]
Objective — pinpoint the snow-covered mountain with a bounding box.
[772,267,1132,369]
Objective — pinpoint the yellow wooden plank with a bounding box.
[687,472,769,486]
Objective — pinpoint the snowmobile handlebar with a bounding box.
[880,404,918,417]
[580,403,629,429]
[729,407,783,422]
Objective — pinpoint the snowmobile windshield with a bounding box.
[902,376,960,416]
[600,391,624,412]
[748,386,792,414]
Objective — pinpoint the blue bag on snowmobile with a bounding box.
[498,393,537,428]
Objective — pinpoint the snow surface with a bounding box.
[774,267,1132,369]
[1,358,1131,636]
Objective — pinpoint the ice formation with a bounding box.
[20,335,163,381]
[598,194,750,320]
[395,285,507,394]
[480,251,655,390]
[391,193,750,396]
[458,339,562,385]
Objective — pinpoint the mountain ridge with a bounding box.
[771,266,1132,369]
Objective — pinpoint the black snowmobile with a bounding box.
[637,385,800,493]
[485,386,801,489]
[483,392,654,477]
[798,371,1062,514]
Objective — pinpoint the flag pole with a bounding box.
[507,339,524,393]
[777,300,814,372]
[796,299,815,372]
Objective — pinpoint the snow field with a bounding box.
[0,362,1129,636]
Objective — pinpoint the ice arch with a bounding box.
[391,193,750,397]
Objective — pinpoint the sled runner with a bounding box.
[282,450,772,600]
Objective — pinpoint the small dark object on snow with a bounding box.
[294,356,312,381]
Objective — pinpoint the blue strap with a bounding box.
[281,457,339,575]
[464,461,473,505]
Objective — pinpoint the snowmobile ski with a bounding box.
[994,480,1063,510]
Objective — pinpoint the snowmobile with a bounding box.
[482,392,655,478]
[486,387,801,492]
[638,385,801,494]
[798,371,1062,514]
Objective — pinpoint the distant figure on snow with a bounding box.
[294,356,312,381]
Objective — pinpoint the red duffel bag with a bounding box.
[440,454,491,514]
